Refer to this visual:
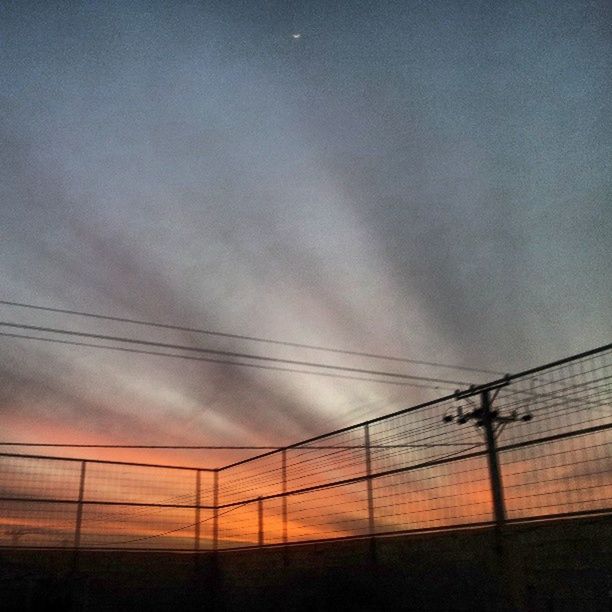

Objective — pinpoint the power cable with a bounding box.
[0,331,457,390]
[0,299,499,374]
[99,499,252,547]
[0,441,478,449]
[0,321,469,386]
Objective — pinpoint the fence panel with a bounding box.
[368,396,486,474]
[372,454,492,533]
[0,455,205,549]
[0,500,77,547]
[218,454,281,507]
[217,499,261,549]
[83,462,197,507]
[285,428,367,491]
[286,481,370,542]
[493,349,611,448]
[500,429,612,520]
[79,503,197,550]
[0,345,609,551]
[0,455,81,501]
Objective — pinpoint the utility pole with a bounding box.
[443,382,532,611]
[481,389,507,550]
[443,382,532,540]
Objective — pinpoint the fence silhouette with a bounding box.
[1,344,610,551]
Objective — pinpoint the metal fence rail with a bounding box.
[1,344,610,551]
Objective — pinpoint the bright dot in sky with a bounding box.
[292,33,301,39]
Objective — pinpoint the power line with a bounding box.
[0,321,469,386]
[0,299,499,375]
[97,499,253,547]
[0,331,456,390]
[0,443,277,449]
[0,442,477,449]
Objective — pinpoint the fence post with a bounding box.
[282,449,288,545]
[213,470,219,551]
[258,497,264,547]
[364,424,375,537]
[74,461,87,550]
[194,470,201,552]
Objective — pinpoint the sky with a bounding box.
[0,0,610,467]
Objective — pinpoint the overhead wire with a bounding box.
[219,420,482,492]
[0,299,500,374]
[0,441,478,449]
[0,331,457,390]
[0,322,469,386]
[219,442,490,509]
[219,417,468,478]
[281,435,480,488]
[85,491,201,524]
[219,422,484,493]
[99,499,253,546]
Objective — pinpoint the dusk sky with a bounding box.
[1,1,610,466]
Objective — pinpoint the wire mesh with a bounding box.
[0,500,77,547]
[198,469,215,508]
[217,500,261,549]
[0,345,609,550]
[368,398,486,474]
[196,508,215,550]
[0,456,203,549]
[286,482,370,542]
[80,503,197,550]
[261,496,285,545]
[214,346,610,547]
[372,454,492,532]
[285,429,368,491]
[493,350,611,447]
[500,429,612,519]
[84,463,198,507]
[0,455,81,501]
[219,454,282,506]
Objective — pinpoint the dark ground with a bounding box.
[1,515,610,611]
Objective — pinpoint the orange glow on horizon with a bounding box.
[1,409,610,549]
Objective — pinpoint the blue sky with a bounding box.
[0,0,610,463]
